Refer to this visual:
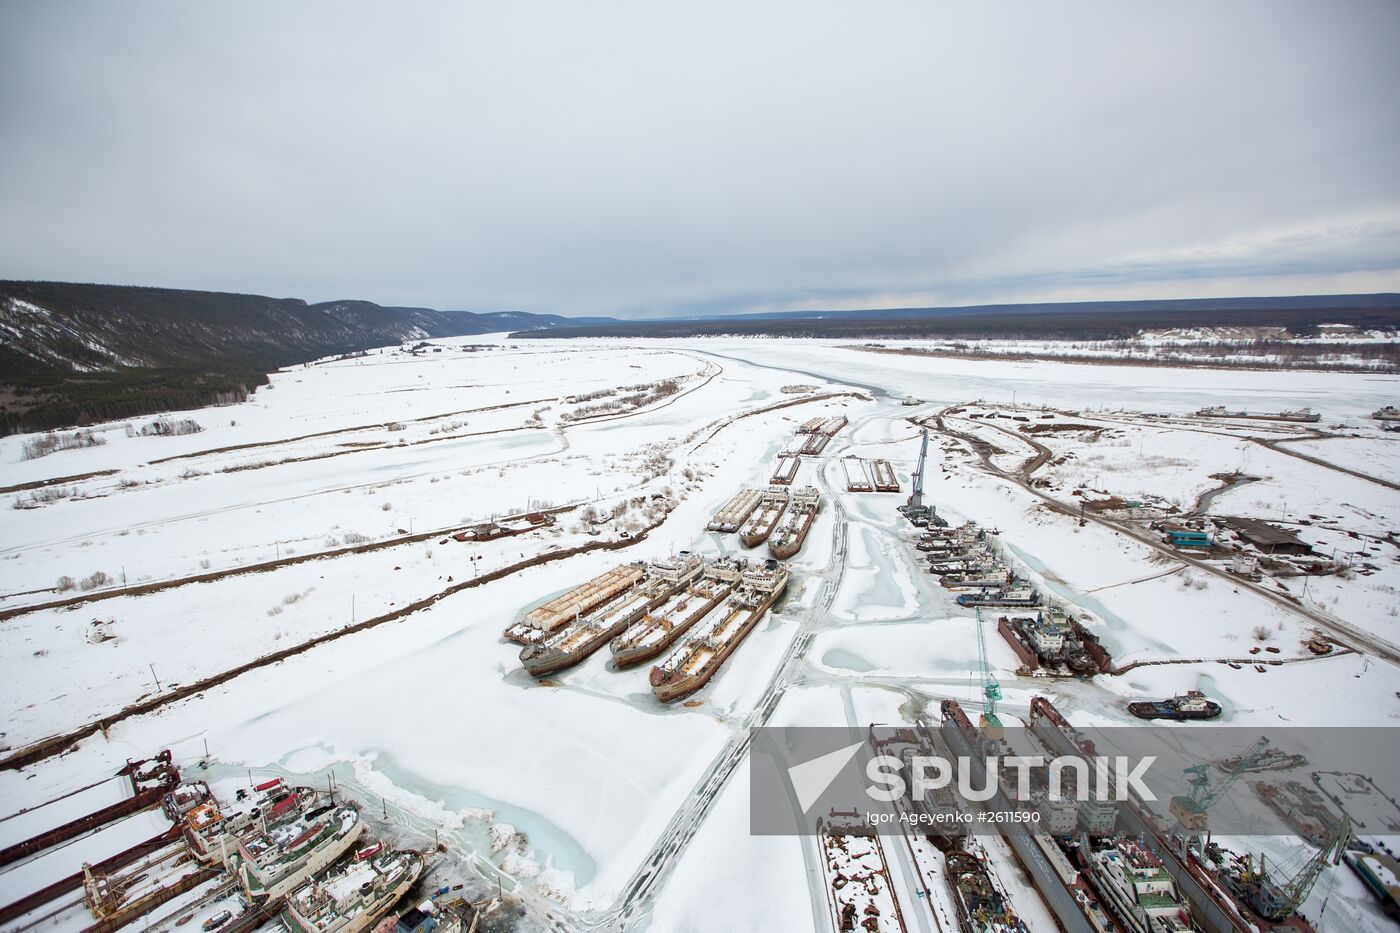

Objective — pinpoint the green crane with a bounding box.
[974,609,1002,731]
[1234,817,1350,922]
[1170,736,1270,855]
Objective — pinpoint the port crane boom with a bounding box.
[974,609,1002,730]
[1170,737,1270,855]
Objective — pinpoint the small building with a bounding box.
[1219,517,1313,556]
[1166,530,1213,550]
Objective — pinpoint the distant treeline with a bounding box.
[854,340,1400,374]
[509,301,1400,341]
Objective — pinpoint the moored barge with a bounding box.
[649,560,789,702]
[503,563,645,644]
[706,488,764,532]
[769,487,820,559]
[610,558,743,668]
[738,487,790,547]
[520,552,704,676]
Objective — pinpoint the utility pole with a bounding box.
[149,664,162,691]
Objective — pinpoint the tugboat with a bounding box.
[1373,405,1400,422]
[769,487,819,559]
[1128,690,1222,721]
[937,562,1008,588]
[281,849,424,933]
[955,581,1039,607]
[739,487,790,547]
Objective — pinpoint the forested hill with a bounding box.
[0,281,606,435]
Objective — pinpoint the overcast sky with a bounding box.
[2,2,1398,318]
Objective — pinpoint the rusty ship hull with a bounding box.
[650,565,789,702]
[522,555,705,675]
[610,565,740,668]
[769,488,820,560]
[738,489,790,547]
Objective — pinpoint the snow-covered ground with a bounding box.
[2,336,1397,932]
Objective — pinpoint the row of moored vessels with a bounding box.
[144,778,442,933]
[706,485,822,557]
[917,522,1042,608]
[511,552,789,700]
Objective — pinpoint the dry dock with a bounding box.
[770,454,801,485]
[842,457,872,492]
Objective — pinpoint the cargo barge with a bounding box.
[738,487,790,547]
[769,487,820,559]
[281,849,424,933]
[706,488,764,532]
[770,454,801,485]
[610,558,742,668]
[0,751,180,868]
[1127,690,1222,721]
[503,563,646,644]
[799,432,830,455]
[818,415,848,436]
[520,552,704,676]
[842,457,872,492]
[870,459,899,492]
[649,559,788,702]
[797,417,827,434]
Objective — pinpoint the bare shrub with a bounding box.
[13,486,77,509]
[266,604,284,616]
[381,502,393,511]
[21,429,105,460]
[79,571,113,591]
[139,418,203,437]
[55,575,75,592]
[343,531,371,545]
[1251,625,1272,642]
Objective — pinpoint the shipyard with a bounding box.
[4,339,1399,933]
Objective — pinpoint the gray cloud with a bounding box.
[2,1,1398,317]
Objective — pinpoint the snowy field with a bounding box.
[2,337,1398,932]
